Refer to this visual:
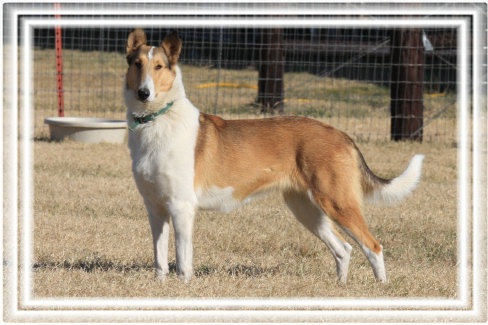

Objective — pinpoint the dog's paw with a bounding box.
[155,269,169,281]
[177,274,192,283]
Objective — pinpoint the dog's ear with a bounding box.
[126,29,147,64]
[161,31,182,69]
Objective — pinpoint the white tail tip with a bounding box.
[371,154,425,204]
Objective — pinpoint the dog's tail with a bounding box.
[356,147,424,204]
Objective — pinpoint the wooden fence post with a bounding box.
[390,28,424,141]
[258,28,284,114]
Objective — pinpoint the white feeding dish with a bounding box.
[44,117,127,144]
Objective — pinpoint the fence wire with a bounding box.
[21,6,462,142]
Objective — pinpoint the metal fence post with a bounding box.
[54,2,65,117]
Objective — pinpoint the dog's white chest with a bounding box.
[128,108,200,202]
[132,145,172,186]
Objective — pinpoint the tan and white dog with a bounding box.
[124,29,424,283]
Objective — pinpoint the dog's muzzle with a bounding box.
[138,88,150,101]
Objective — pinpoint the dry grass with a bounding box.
[32,136,458,299]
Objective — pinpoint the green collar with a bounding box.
[128,100,175,131]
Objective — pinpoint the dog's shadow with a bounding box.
[32,258,280,278]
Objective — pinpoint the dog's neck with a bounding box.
[161,65,186,105]
[124,65,187,116]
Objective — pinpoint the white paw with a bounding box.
[177,274,192,283]
[155,269,169,281]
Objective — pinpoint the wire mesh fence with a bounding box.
[25,7,460,142]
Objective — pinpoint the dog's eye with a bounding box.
[135,61,142,69]
[155,64,163,70]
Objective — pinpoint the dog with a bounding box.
[124,29,424,284]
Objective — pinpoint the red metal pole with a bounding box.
[54,3,64,117]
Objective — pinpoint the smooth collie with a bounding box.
[124,29,424,283]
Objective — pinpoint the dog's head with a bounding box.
[125,29,182,107]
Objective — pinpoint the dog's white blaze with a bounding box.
[148,46,155,60]
[140,71,155,102]
[136,46,156,102]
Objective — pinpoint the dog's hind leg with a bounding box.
[283,191,353,284]
[144,199,171,280]
[312,192,387,283]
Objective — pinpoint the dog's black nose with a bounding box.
[138,88,150,100]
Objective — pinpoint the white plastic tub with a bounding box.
[44,117,127,144]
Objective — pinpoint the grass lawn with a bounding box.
[31,137,458,299]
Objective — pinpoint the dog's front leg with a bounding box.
[169,200,196,282]
[145,201,171,280]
